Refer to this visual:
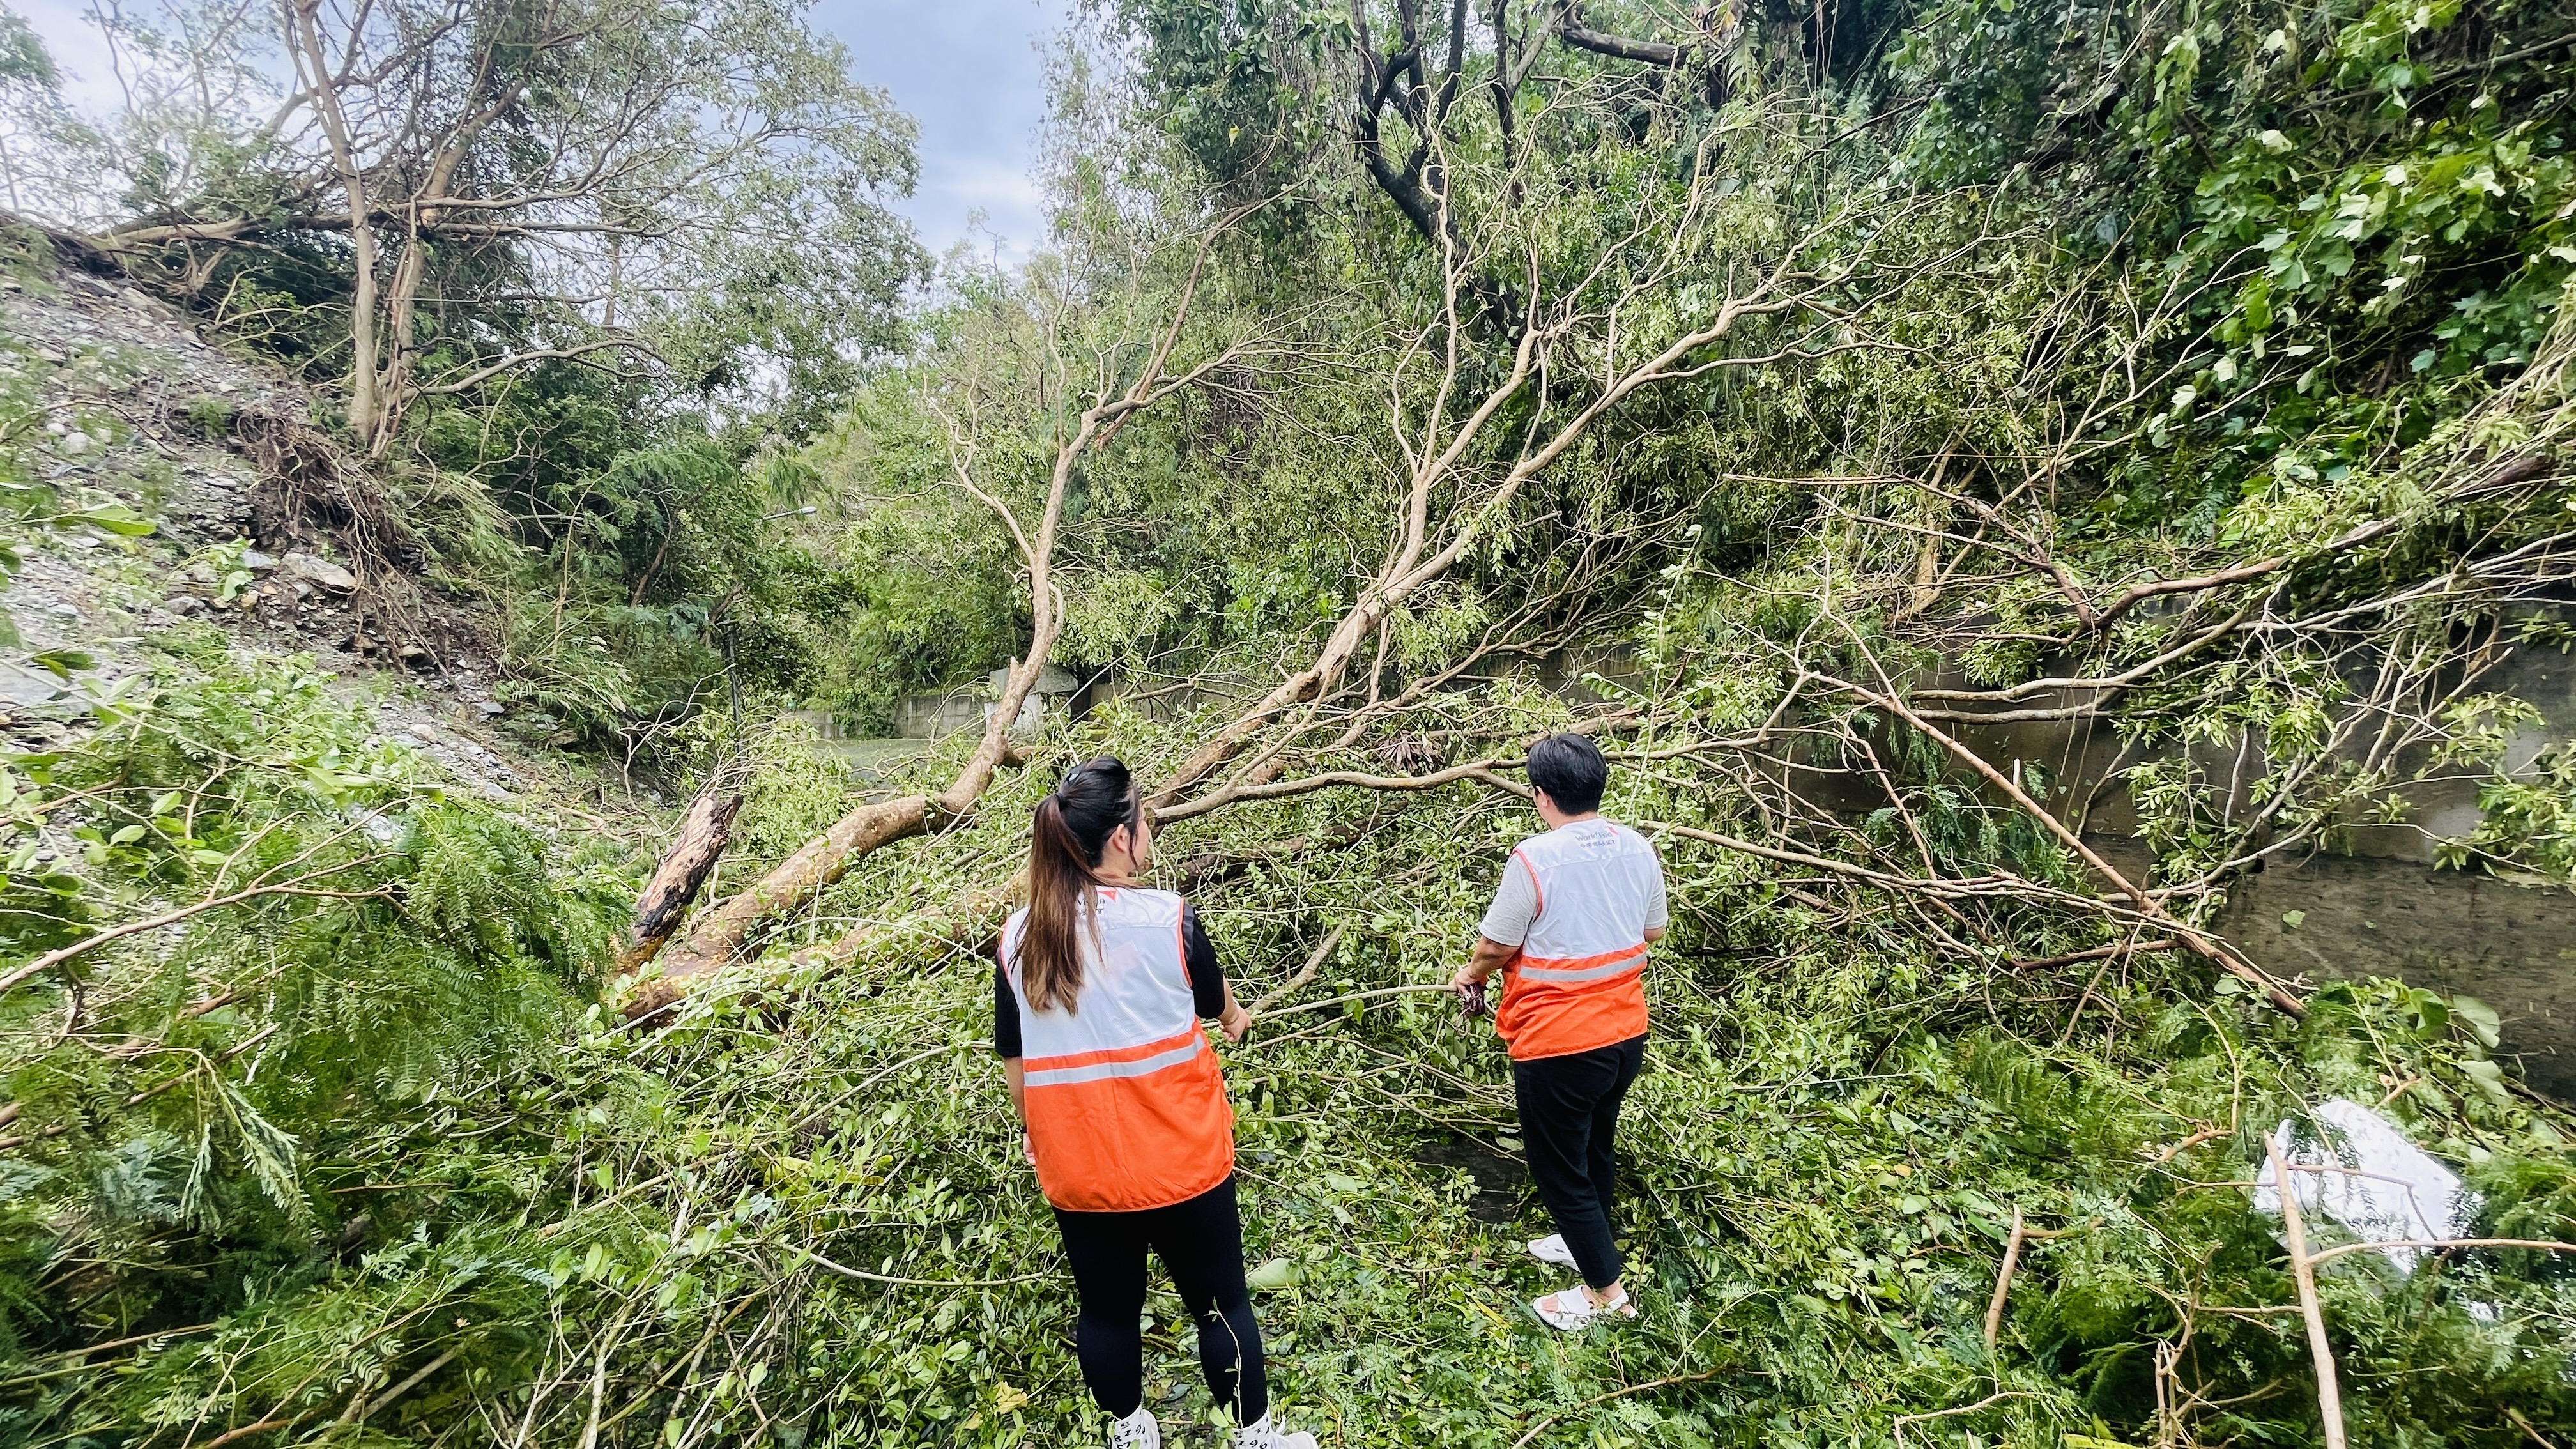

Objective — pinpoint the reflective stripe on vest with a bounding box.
[1002,887,1234,1211]
[1495,820,1659,1061]
[1512,944,1648,984]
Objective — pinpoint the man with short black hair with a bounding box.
[1452,732,1667,1330]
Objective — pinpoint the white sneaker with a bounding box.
[1527,1233,1578,1268]
[1110,1406,1161,1448]
[1232,1413,1319,1449]
[1532,1284,1637,1331]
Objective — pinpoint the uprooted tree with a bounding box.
[620,206,1285,1016]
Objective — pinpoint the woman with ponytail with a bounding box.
[997,756,1316,1449]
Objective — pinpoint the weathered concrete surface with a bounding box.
[2220,854,2576,1098]
[887,664,1079,739]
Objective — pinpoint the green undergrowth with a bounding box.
[0,640,634,1430]
[11,688,2576,1445]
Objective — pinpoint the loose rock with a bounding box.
[282,551,360,594]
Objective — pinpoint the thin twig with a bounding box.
[1254,983,1459,1022]
[1252,926,1346,1013]
[2510,1406,2563,1449]
[1506,1370,1729,1449]
[0,873,396,996]
[1892,1391,2039,1446]
[802,1249,1048,1288]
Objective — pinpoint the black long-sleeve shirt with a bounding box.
[994,903,1224,1059]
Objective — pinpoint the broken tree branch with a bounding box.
[2267,1133,2349,1449]
[615,791,743,976]
[1835,678,2303,1015]
[1983,1206,2025,1353]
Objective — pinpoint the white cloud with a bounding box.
[917,153,1048,264]
[810,0,1069,261]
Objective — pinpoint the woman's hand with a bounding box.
[1219,999,1252,1043]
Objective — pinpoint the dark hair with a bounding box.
[1527,732,1608,815]
[1021,756,1144,1013]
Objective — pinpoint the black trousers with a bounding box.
[1514,1034,1647,1291]
[1054,1176,1268,1424]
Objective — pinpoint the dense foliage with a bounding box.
[4,0,2576,1443]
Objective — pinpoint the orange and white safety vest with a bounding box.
[1000,887,1234,1212]
[1494,821,1660,1061]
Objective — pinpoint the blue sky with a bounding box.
[15,0,1071,261]
[813,0,1071,261]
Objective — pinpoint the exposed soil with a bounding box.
[0,262,572,808]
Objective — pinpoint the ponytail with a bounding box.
[1019,756,1142,1013]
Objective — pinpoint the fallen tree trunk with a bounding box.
[624,773,953,1022]
[1153,192,1941,809]
[617,212,1266,1020]
[614,791,743,977]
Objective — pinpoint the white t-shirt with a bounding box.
[1480,818,1669,946]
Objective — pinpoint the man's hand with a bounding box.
[1455,935,1517,1009]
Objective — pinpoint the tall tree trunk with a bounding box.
[369,225,427,459]
[285,0,382,445]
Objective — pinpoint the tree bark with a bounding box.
[284,0,383,444]
[624,793,931,1021]
[2268,1137,2349,1449]
[616,791,744,976]
[1555,3,1684,65]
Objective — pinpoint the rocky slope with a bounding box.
[0,257,560,804]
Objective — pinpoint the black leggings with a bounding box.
[1054,1176,1268,1424]
[1514,1034,1647,1291]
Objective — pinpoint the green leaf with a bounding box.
[29,649,94,680]
[2460,1058,2513,1103]
[1246,1258,1301,1291]
[2453,995,2502,1049]
[2408,990,2450,1040]
[68,505,155,537]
